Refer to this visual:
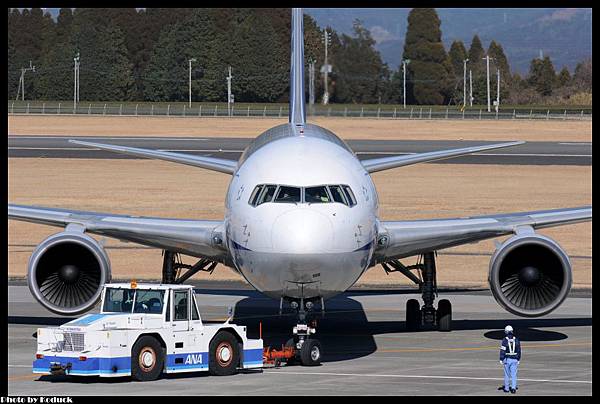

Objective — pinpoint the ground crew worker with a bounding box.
[499,325,521,393]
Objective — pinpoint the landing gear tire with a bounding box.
[209,331,240,376]
[406,299,421,331]
[300,339,322,366]
[437,299,452,331]
[131,336,164,382]
[285,338,298,366]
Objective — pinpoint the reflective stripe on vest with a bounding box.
[506,337,516,356]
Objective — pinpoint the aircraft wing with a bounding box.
[361,141,524,173]
[374,206,591,263]
[8,204,228,261]
[69,140,238,174]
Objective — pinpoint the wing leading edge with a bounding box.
[69,140,238,174]
[361,141,525,173]
[375,206,591,263]
[8,204,227,261]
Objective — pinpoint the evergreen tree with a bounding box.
[402,8,453,105]
[331,20,389,104]
[487,40,510,102]
[448,40,467,79]
[70,9,134,101]
[556,67,571,87]
[528,56,556,96]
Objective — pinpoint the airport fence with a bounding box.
[7,101,592,121]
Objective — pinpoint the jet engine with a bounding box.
[488,233,572,317]
[27,231,111,315]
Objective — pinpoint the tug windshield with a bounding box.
[102,287,165,314]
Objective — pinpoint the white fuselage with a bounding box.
[224,123,379,301]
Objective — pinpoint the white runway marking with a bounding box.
[266,370,592,384]
[558,142,592,146]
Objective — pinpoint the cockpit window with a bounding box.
[305,186,331,203]
[274,186,301,203]
[328,185,347,205]
[249,185,263,206]
[342,185,357,206]
[257,185,277,205]
[249,184,356,207]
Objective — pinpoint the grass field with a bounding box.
[8,115,593,142]
[7,115,592,289]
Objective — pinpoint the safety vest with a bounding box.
[505,337,518,357]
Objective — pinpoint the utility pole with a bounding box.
[226,66,233,117]
[483,55,491,112]
[469,69,473,107]
[321,29,332,105]
[496,68,500,112]
[73,52,80,110]
[463,58,469,108]
[16,61,35,101]
[188,58,196,108]
[402,59,410,109]
[309,59,315,106]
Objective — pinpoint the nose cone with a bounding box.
[271,209,333,253]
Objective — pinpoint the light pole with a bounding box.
[73,52,80,110]
[188,58,196,108]
[321,29,332,105]
[463,58,469,108]
[496,68,500,112]
[402,59,410,109]
[227,66,233,116]
[469,69,473,107]
[16,61,35,101]
[483,55,492,112]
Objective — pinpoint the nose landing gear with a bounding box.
[384,251,452,331]
[264,298,323,367]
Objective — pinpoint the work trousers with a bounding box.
[503,358,519,390]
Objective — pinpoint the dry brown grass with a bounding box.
[8,115,592,142]
[8,158,591,288]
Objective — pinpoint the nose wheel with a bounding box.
[265,298,323,366]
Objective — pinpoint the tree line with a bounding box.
[8,8,592,106]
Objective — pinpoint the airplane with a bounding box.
[8,8,592,366]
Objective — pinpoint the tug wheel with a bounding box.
[209,331,239,376]
[131,336,164,381]
[285,338,298,366]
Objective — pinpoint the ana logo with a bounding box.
[185,353,203,365]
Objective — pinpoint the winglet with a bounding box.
[289,8,306,126]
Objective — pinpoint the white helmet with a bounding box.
[504,325,514,334]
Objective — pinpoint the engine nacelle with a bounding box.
[27,231,111,315]
[489,233,572,317]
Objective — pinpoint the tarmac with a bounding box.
[7,135,592,165]
[7,283,592,396]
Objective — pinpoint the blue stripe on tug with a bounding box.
[65,313,121,326]
[243,348,264,367]
[33,355,131,376]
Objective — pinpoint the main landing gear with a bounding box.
[383,251,452,332]
[263,298,322,367]
[161,250,217,284]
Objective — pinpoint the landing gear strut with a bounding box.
[384,252,452,331]
[266,298,322,366]
[161,250,217,284]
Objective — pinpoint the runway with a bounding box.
[8,136,592,165]
[8,283,592,396]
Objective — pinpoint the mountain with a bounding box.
[306,8,592,75]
